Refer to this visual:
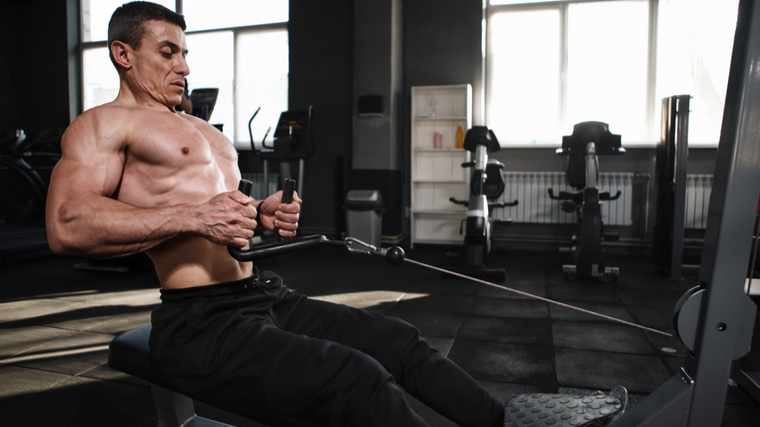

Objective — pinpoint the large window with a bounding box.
[80,0,288,150]
[486,0,740,146]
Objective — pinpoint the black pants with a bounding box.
[149,270,504,427]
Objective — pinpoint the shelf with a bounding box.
[413,180,466,184]
[411,84,472,248]
[412,209,465,215]
[413,116,468,121]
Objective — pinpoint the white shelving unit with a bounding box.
[410,84,472,247]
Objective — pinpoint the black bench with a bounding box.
[108,323,318,427]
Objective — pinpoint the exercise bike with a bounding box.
[449,126,517,281]
[547,121,625,282]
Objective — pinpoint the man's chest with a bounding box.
[129,120,216,168]
[116,116,240,205]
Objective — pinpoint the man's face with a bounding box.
[129,19,189,108]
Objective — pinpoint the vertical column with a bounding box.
[351,0,404,239]
[688,0,760,425]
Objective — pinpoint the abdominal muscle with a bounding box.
[147,236,253,289]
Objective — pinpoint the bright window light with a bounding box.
[82,47,120,111]
[234,29,289,150]
[487,8,560,144]
[565,1,649,141]
[656,0,739,145]
[486,0,740,146]
[182,0,288,31]
[185,31,235,140]
[81,0,175,42]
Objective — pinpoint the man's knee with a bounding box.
[353,309,423,349]
[377,315,430,357]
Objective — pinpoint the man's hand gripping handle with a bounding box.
[227,179,326,262]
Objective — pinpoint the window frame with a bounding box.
[485,0,661,147]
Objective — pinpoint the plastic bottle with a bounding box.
[434,132,442,149]
[455,126,464,149]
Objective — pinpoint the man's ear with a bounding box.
[111,41,132,70]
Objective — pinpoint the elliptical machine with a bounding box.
[449,126,517,280]
[249,106,314,199]
[547,121,625,281]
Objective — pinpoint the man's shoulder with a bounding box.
[78,102,143,121]
[73,103,173,136]
[71,103,131,130]
[64,103,144,150]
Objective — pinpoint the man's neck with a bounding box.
[114,77,175,112]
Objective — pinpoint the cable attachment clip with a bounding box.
[343,237,405,266]
[344,237,381,255]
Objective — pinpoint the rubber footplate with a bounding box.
[504,388,626,427]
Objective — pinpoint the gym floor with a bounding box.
[1,244,759,426]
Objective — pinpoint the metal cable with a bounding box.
[403,258,674,338]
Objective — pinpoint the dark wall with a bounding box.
[0,0,23,130]
[403,0,483,113]
[403,0,484,153]
[284,0,354,235]
[0,0,73,133]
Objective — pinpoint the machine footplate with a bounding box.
[504,387,627,427]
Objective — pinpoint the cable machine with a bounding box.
[615,0,760,424]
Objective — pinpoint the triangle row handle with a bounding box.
[228,179,325,262]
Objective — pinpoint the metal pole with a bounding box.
[669,95,690,280]
[687,0,760,424]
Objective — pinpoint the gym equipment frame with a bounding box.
[615,0,760,425]
[652,95,692,281]
[547,121,625,282]
[449,126,518,281]
[249,106,315,198]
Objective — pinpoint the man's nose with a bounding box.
[177,56,190,76]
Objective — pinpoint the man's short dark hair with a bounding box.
[108,1,187,70]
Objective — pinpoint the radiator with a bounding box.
[240,173,281,200]
[684,174,713,230]
[245,171,711,230]
[492,172,634,226]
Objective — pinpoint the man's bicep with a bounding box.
[48,158,112,205]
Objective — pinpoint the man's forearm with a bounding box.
[47,193,194,258]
